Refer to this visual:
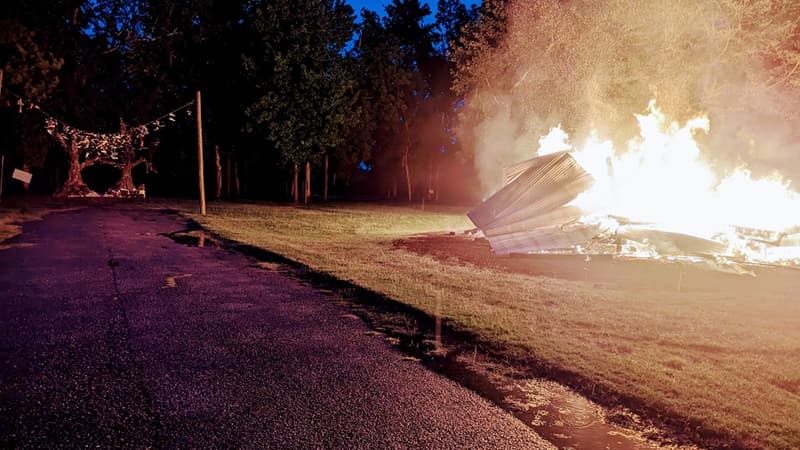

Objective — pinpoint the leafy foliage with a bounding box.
[0,0,481,200]
[243,0,356,167]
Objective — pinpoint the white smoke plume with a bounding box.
[460,0,800,196]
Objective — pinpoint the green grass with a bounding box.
[3,196,794,446]
[156,200,800,448]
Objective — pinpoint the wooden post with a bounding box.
[0,154,5,204]
[225,155,231,198]
[196,91,206,215]
[0,69,3,203]
[323,151,329,201]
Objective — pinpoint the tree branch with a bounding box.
[131,157,156,173]
[767,59,800,90]
[80,157,105,169]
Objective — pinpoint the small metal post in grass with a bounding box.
[196,90,207,215]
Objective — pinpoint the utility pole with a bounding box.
[196,91,206,215]
[0,69,5,204]
[0,155,5,204]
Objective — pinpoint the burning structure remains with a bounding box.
[468,102,800,270]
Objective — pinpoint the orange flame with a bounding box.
[536,100,800,264]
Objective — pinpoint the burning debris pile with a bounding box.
[468,102,800,270]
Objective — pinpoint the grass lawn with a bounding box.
[158,200,799,449]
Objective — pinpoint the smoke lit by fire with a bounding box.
[461,0,800,266]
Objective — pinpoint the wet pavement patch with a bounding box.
[161,229,219,248]
[163,222,699,450]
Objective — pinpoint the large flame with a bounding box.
[535,100,800,264]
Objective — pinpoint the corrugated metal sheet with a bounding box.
[483,206,583,237]
[468,152,597,255]
[503,157,538,185]
[616,226,727,256]
[469,151,748,261]
[488,223,602,256]
[468,152,593,232]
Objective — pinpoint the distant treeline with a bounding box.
[0,0,504,203]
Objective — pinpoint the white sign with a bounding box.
[12,169,32,184]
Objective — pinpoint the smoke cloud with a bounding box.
[461,0,800,196]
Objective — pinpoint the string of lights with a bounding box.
[2,87,195,135]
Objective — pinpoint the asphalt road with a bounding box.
[0,207,552,450]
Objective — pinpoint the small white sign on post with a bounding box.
[12,169,33,184]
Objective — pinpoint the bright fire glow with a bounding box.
[535,100,800,264]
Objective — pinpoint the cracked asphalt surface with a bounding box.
[0,207,553,449]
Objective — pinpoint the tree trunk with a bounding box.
[427,158,433,201]
[55,142,94,198]
[403,149,412,203]
[323,151,329,202]
[434,164,440,202]
[304,161,311,204]
[214,145,222,200]
[225,155,231,198]
[116,163,135,192]
[392,176,398,199]
[402,120,412,203]
[292,163,299,204]
[233,158,240,197]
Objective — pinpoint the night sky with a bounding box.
[347,0,481,17]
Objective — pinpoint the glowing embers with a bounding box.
[468,101,800,268]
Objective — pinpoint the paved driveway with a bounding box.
[0,207,551,449]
